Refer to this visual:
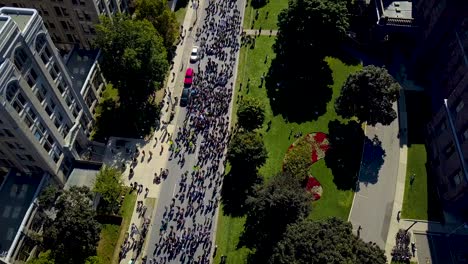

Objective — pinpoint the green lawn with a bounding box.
[216,36,362,263]
[309,159,355,220]
[243,0,288,30]
[402,142,443,222]
[214,206,252,264]
[97,224,120,263]
[111,190,137,264]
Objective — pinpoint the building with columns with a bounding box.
[0,7,105,186]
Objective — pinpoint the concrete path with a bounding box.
[349,103,400,249]
[243,29,277,36]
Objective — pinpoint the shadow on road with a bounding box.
[325,120,365,190]
[359,135,386,185]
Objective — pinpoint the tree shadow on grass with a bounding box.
[265,57,333,123]
[359,135,386,185]
[325,120,365,190]
[220,167,262,217]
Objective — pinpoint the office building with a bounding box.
[0,7,105,186]
[0,0,131,50]
[414,0,468,216]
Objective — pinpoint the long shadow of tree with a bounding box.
[220,167,263,217]
[359,135,386,185]
[265,57,333,123]
[325,120,365,190]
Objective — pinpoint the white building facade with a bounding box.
[0,7,101,185]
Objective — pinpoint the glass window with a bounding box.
[16,154,26,161]
[43,141,51,153]
[6,142,15,149]
[4,129,14,137]
[37,122,46,133]
[28,108,37,120]
[34,130,42,141]
[15,142,24,150]
[6,83,18,102]
[45,105,53,116]
[14,47,29,70]
[54,118,61,129]
[12,100,22,113]
[35,34,47,52]
[26,155,35,162]
[46,134,54,145]
[17,93,26,105]
[24,115,34,128]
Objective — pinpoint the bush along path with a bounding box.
[283,132,330,200]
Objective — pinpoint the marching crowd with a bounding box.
[148,0,242,263]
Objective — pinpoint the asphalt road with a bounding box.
[143,0,246,263]
[349,103,400,248]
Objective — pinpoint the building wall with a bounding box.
[0,0,130,50]
[0,7,93,185]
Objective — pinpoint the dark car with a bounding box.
[180,87,190,107]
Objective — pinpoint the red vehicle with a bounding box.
[184,68,194,87]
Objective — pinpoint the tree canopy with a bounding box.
[237,97,265,130]
[335,65,400,126]
[42,186,101,264]
[135,0,179,50]
[94,15,168,107]
[27,250,55,264]
[93,166,124,213]
[266,0,348,121]
[242,173,312,256]
[271,218,386,264]
[275,0,349,59]
[227,131,267,169]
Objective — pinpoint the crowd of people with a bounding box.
[145,0,243,263]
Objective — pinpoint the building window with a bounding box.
[455,100,464,113]
[6,142,15,149]
[27,69,38,88]
[66,34,74,43]
[16,154,26,161]
[27,108,37,121]
[444,143,455,157]
[25,155,35,162]
[16,93,26,106]
[36,85,47,104]
[49,63,60,81]
[24,115,34,128]
[6,83,19,102]
[43,141,51,153]
[40,47,52,65]
[60,21,68,30]
[65,93,73,107]
[12,100,22,113]
[14,47,29,71]
[54,6,62,16]
[57,81,66,94]
[453,170,463,186]
[35,34,47,53]
[4,129,14,137]
[15,142,24,150]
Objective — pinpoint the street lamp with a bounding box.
[445,222,468,237]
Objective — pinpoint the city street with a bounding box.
[139,0,247,263]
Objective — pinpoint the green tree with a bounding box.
[242,174,312,259]
[237,97,265,130]
[227,131,267,169]
[85,256,103,264]
[135,0,179,50]
[93,166,124,213]
[335,65,400,126]
[94,15,169,107]
[43,186,101,264]
[27,250,55,264]
[271,218,386,264]
[275,0,349,58]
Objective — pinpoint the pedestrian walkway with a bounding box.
[243,29,277,36]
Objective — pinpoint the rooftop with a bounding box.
[0,7,35,32]
[383,1,412,19]
[0,170,43,254]
[0,16,8,33]
[64,164,101,190]
[65,48,99,93]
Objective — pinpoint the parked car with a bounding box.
[184,68,194,87]
[180,87,191,107]
[190,46,199,63]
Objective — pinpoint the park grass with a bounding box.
[97,224,120,263]
[213,205,252,264]
[243,0,288,30]
[401,144,429,220]
[216,35,362,263]
[309,159,354,220]
[111,190,137,264]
